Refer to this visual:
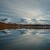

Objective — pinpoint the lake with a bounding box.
[0,29,50,50]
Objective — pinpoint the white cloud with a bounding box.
[0,0,50,24]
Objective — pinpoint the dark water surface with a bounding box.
[0,29,50,50]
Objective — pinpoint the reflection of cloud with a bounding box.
[12,29,46,46]
[1,29,50,47]
[13,33,44,46]
[16,29,50,46]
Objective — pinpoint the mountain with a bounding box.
[0,17,50,24]
[38,20,50,24]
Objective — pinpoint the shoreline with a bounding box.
[0,22,50,29]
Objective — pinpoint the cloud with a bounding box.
[0,0,50,24]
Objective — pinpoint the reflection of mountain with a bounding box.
[0,29,48,36]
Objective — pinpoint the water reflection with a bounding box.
[0,29,50,50]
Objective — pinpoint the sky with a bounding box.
[0,0,50,24]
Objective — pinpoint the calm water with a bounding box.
[0,29,50,50]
